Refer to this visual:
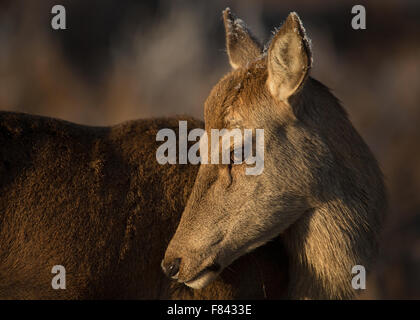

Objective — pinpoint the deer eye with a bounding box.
[230,145,244,164]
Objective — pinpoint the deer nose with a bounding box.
[161,258,181,279]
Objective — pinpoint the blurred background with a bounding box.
[0,0,418,299]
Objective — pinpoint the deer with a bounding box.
[162,8,387,299]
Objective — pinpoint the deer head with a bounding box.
[162,8,386,299]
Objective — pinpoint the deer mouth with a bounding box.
[183,263,222,289]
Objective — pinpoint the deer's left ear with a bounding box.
[223,8,263,69]
[267,12,312,102]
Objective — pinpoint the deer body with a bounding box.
[0,111,287,299]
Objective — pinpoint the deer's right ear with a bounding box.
[223,8,263,70]
[267,12,312,102]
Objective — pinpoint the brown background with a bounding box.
[0,0,418,299]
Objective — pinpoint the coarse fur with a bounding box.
[0,111,288,299]
[163,9,387,299]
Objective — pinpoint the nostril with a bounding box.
[163,258,181,278]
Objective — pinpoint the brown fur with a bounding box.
[0,111,287,299]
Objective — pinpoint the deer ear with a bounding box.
[223,8,263,69]
[267,12,312,102]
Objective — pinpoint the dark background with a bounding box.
[0,0,419,299]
